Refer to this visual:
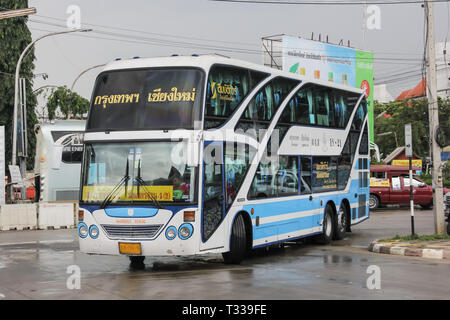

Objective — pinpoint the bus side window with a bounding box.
[277,156,299,196]
[338,137,352,190]
[236,77,298,139]
[359,122,369,155]
[300,156,312,194]
[224,143,255,207]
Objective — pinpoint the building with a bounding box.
[383,146,422,173]
[374,84,393,103]
[395,42,449,101]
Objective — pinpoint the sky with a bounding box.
[27,0,450,109]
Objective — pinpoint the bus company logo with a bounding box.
[148,87,196,103]
[211,82,238,101]
[360,80,370,98]
[94,93,140,109]
[127,209,134,216]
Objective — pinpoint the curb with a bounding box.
[368,241,450,260]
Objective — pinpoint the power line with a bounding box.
[211,0,450,5]
[28,18,425,63]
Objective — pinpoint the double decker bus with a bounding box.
[78,55,370,265]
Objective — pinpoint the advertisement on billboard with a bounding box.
[281,35,374,142]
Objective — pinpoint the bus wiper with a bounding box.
[100,159,130,210]
[135,159,163,209]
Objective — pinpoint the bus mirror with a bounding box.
[51,145,63,170]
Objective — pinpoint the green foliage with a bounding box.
[46,86,90,120]
[374,98,450,159]
[379,233,450,242]
[0,0,37,169]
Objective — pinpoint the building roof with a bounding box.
[395,78,426,101]
[383,146,420,163]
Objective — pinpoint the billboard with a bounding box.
[281,36,374,142]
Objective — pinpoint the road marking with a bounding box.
[0,293,5,299]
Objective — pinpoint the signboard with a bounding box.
[0,126,4,204]
[82,186,174,202]
[8,165,22,184]
[370,177,390,187]
[392,159,422,168]
[405,123,412,158]
[281,36,374,142]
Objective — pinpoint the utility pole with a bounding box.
[425,0,445,234]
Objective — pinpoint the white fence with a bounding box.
[38,203,77,230]
[0,204,38,231]
[0,202,78,231]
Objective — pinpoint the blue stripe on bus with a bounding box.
[253,215,322,240]
[104,207,158,218]
[243,179,365,218]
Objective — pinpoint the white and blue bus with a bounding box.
[78,55,370,265]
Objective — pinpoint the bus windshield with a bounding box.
[81,141,197,205]
[87,68,204,131]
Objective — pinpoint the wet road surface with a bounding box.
[0,207,449,300]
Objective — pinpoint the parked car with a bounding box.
[369,165,450,210]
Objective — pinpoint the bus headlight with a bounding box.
[178,223,193,240]
[78,223,88,238]
[89,225,99,239]
[165,226,177,240]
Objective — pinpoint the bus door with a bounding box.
[200,141,226,249]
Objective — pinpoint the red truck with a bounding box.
[369,165,450,210]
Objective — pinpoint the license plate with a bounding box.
[118,242,141,255]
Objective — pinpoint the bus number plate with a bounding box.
[119,242,142,255]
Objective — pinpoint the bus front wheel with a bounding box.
[222,214,247,264]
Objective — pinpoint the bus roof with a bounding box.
[101,54,364,95]
[35,120,86,133]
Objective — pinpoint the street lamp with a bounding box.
[71,63,106,91]
[12,28,92,167]
[378,131,398,148]
[11,28,91,201]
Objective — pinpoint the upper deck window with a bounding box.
[278,83,361,129]
[205,65,268,129]
[87,68,204,131]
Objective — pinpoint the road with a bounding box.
[0,206,449,300]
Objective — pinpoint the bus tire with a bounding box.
[314,204,334,245]
[369,194,379,210]
[223,214,247,264]
[334,202,349,240]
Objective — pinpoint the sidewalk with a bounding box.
[368,239,450,260]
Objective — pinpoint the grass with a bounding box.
[378,234,450,242]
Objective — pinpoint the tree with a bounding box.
[0,0,37,170]
[46,86,90,120]
[374,98,449,160]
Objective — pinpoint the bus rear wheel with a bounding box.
[222,214,247,264]
[314,205,334,245]
[334,203,348,240]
